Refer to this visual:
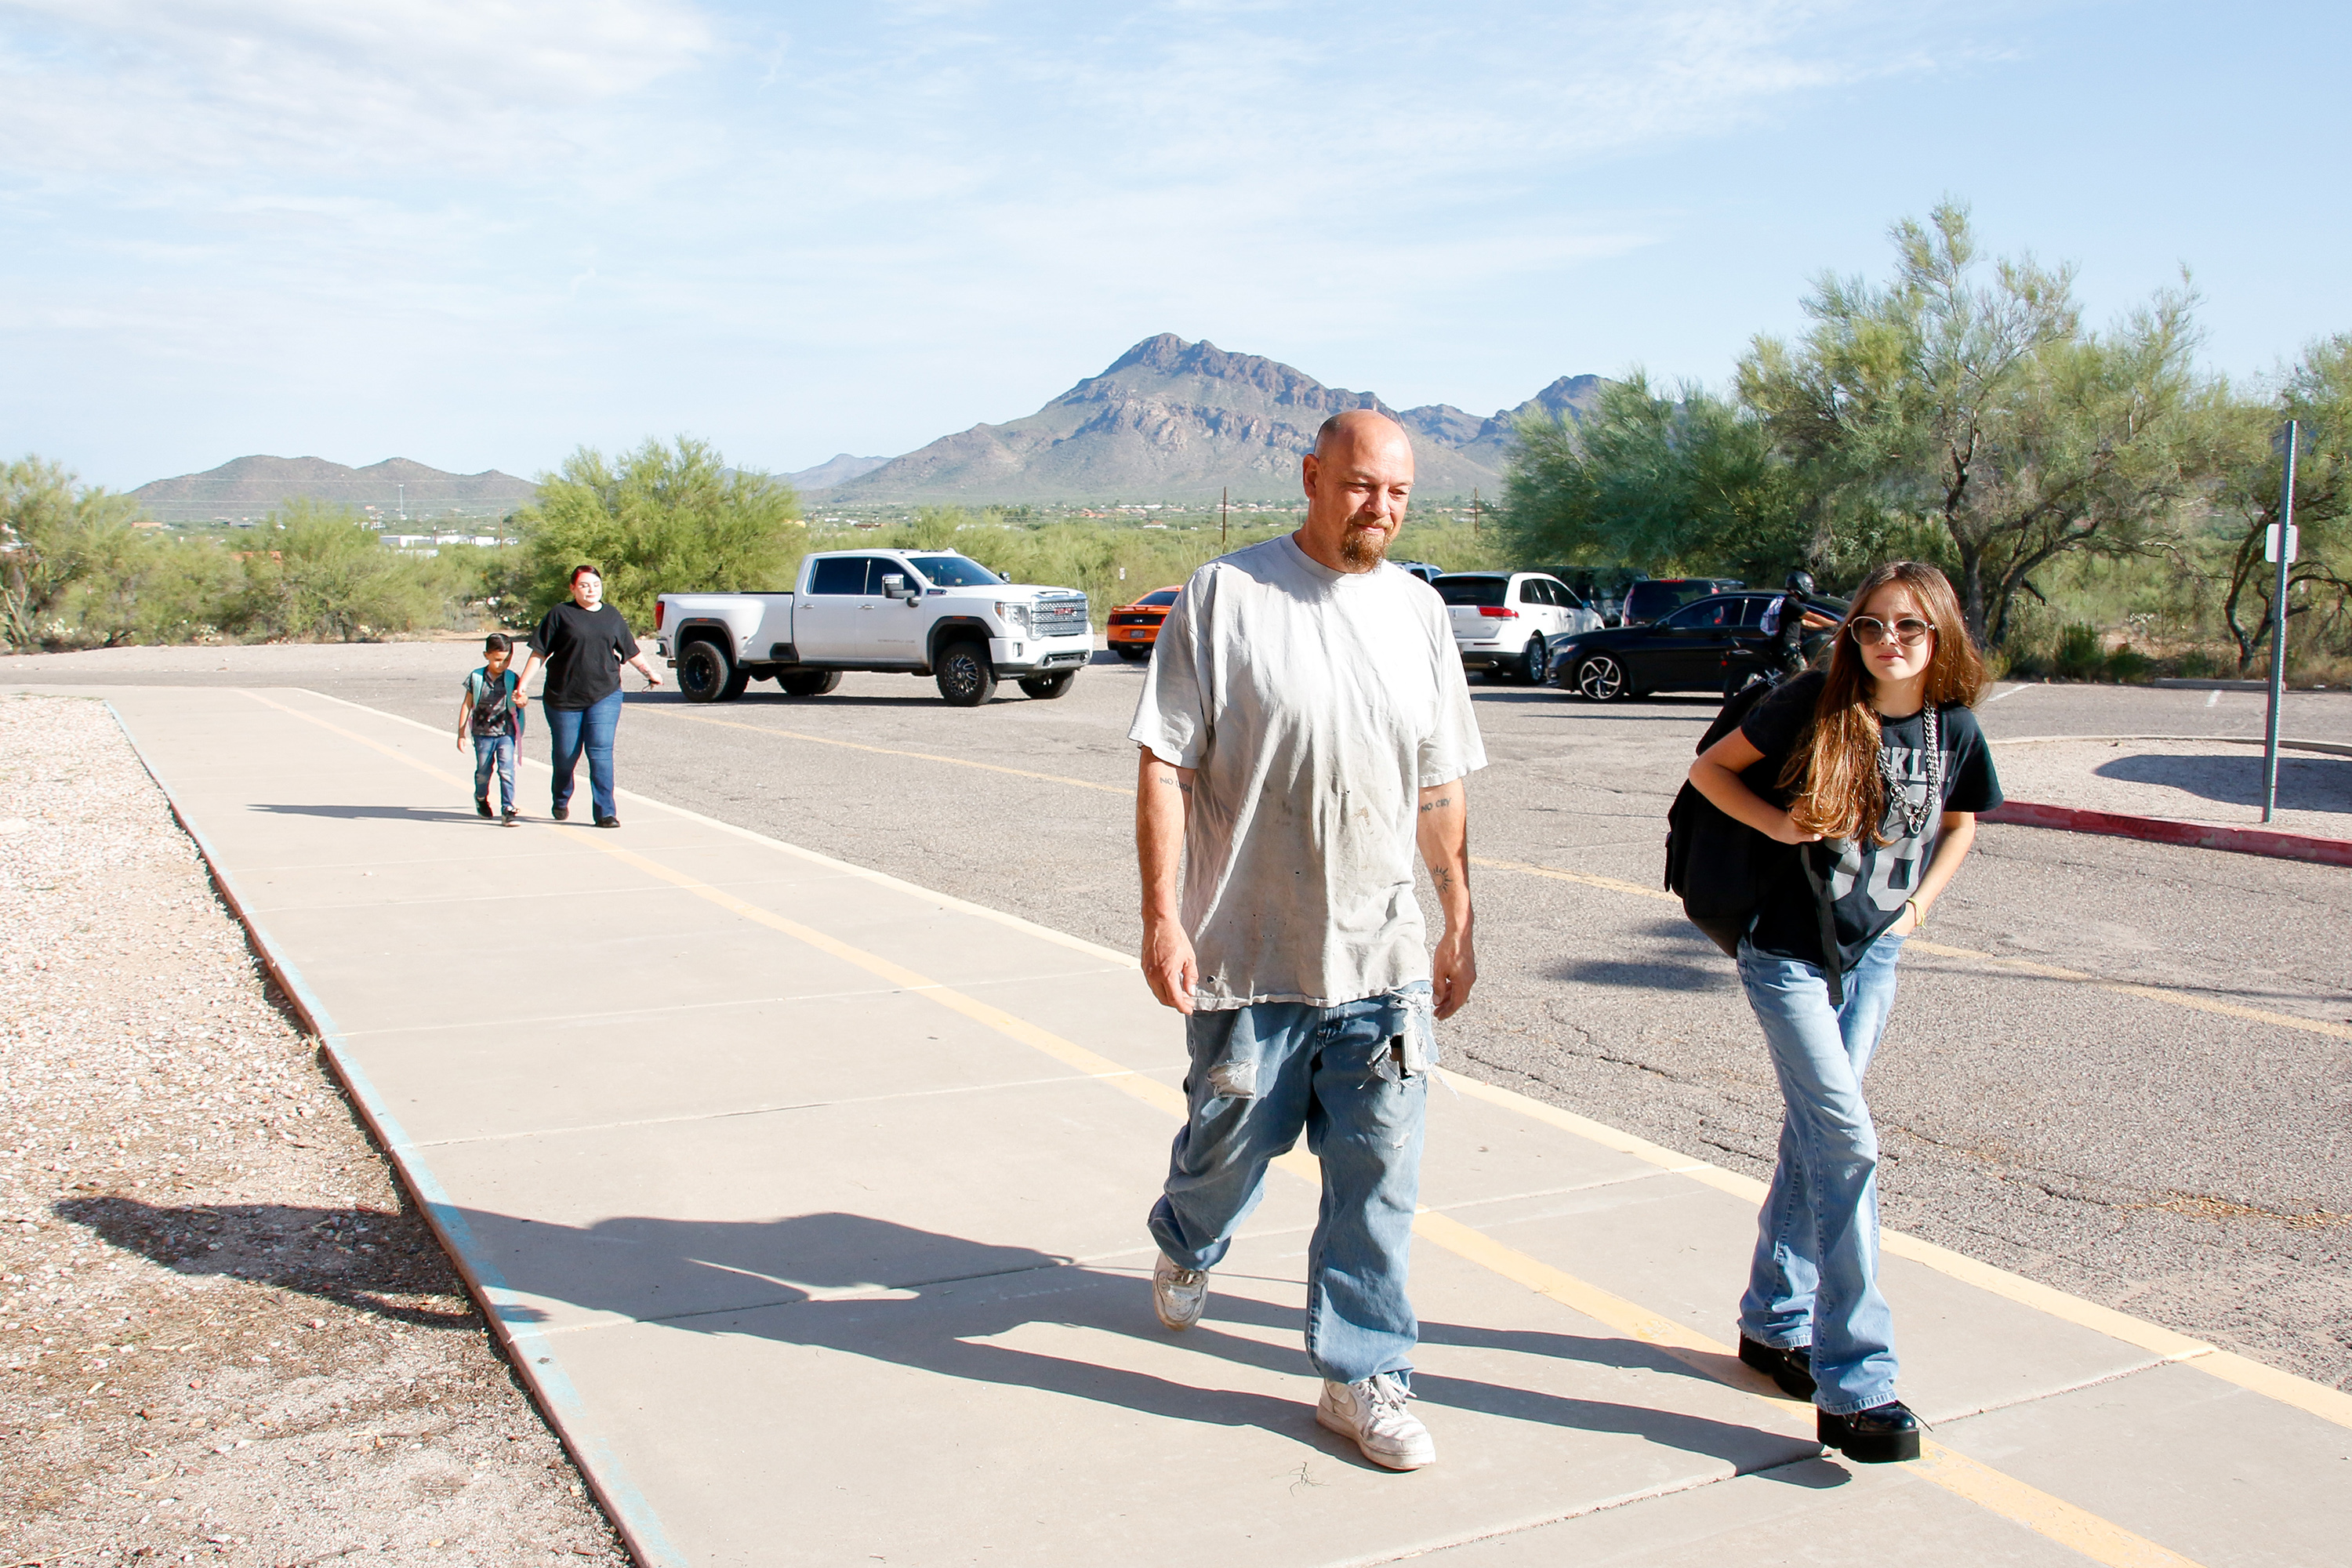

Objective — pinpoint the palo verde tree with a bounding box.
[2214,334,2352,670]
[0,456,147,648]
[513,437,803,627]
[1738,201,2227,647]
[1501,374,1817,583]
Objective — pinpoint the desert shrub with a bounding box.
[241,501,452,641]
[513,437,803,627]
[2054,622,2107,681]
[2105,644,2154,684]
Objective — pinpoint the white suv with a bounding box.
[1435,572,1602,684]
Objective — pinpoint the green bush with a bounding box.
[513,437,803,628]
[2104,644,2153,684]
[2054,622,2107,681]
[240,501,455,641]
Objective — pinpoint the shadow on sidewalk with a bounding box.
[463,1207,1830,1480]
[249,803,492,824]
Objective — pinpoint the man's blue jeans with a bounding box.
[1148,984,1432,1388]
[1735,932,1907,1414]
[471,731,517,813]
[545,691,622,819]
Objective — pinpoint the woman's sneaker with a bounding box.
[1151,1255,1209,1330]
[1317,1374,1436,1470]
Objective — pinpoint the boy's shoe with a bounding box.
[474,797,492,819]
[501,809,518,827]
[551,804,568,821]
[1151,1254,1209,1330]
[1317,1374,1435,1470]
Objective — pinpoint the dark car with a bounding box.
[1545,590,1848,701]
[1619,577,1744,626]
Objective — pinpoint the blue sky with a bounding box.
[4,1,2348,491]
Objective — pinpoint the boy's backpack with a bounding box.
[1662,676,1844,1004]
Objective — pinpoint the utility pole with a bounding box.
[1471,487,1480,537]
[2263,420,2300,823]
[1221,486,1228,547]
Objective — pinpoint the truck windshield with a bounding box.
[905,554,1002,587]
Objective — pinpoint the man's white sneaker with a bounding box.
[1152,1254,1210,1330]
[1317,1374,1436,1470]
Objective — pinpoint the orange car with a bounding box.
[1106,586,1184,660]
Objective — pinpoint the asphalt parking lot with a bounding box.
[11,643,2350,1393]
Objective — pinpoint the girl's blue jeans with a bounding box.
[546,691,622,819]
[1735,931,1907,1415]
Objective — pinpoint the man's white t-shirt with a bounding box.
[1128,533,1486,1010]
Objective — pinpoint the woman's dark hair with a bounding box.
[569,563,602,586]
[1781,561,1987,845]
[482,632,512,655]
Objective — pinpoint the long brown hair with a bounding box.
[1781,561,1987,844]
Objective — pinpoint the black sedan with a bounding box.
[1544,591,1846,701]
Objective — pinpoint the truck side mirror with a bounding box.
[881,574,910,600]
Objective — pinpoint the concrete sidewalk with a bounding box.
[1990,735,2351,840]
[45,683,2352,1568]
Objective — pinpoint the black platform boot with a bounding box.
[1819,1400,1922,1463]
[1737,1336,1816,1399]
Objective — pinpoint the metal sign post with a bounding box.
[2263,420,2299,823]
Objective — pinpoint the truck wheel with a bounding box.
[778,670,841,696]
[679,640,732,704]
[935,641,998,706]
[719,664,750,702]
[1018,671,1076,700]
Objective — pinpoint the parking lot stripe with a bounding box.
[249,688,2352,1435]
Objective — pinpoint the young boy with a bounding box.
[456,633,524,825]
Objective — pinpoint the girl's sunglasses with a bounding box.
[1849,616,1935,647]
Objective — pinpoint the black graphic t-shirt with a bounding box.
[1740,671,2003,970]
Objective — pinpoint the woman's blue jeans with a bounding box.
[545,691,622,819]
[1735,932,1907,1414]
[1148,985,1432,1388]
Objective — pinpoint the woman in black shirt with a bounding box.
[1686,561,2002,1463]
[514,564,662,827]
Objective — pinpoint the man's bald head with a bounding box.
[1312,408,1413,464]
[1298,410,1415,573]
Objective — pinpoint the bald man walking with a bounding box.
[1129,409,1483,1470]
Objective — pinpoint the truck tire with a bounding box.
[778,670,841,697]
[1018,671,1076,700]
[719,664,750,702]
[678,639,733,704]
[935,641,997,706]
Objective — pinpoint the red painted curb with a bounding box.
[1983,800,2352,867]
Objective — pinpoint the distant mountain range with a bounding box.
[129,456,536,523]
[786,452,888,492]
[822,333,1602,502]
[129,339,1602,516]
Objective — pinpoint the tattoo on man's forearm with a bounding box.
[1419,795,1454,813]
[1433,867,1456,891]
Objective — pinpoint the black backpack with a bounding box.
[1662,678,1846,1001]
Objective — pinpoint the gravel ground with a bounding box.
[0,693,626,1568]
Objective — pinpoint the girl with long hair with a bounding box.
[1686,560,2003,1463]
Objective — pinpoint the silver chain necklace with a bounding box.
[1879,702,1942,840]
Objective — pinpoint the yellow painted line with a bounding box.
[647,707,1140,797]
[223,691,2231,1563]
[234,687,2352,1437]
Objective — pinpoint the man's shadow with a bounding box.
[441,1207,1831,1480]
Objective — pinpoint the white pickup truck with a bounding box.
[654,548,1093,706]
